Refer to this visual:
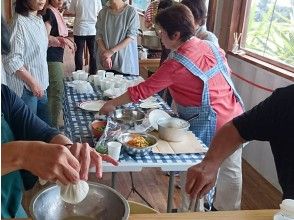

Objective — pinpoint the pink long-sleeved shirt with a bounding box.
[128,37,243,129]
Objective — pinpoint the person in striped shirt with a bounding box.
[2,0,51,125]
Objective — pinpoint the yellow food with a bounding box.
[127,135,150,148]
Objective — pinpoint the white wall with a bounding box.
[228,55,293,191]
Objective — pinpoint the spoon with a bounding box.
[187,113,200,122]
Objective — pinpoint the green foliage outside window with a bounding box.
[245,0,294,67]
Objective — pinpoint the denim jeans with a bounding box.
[21,87,51,126]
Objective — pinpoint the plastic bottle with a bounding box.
[274,199,294,220]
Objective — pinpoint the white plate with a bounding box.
[140,97,157,103]
[139,102,161,109]
[148,109,172,130]
[78,100,105,112]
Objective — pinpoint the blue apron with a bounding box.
[171,41,244,147]
[171,41,244,207]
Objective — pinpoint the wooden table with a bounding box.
[129,209,278,220]
[14,209,278,220]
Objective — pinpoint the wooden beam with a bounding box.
[207,0,217,32]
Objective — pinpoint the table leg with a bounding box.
[111,172,116,189]
[167,171,175,213]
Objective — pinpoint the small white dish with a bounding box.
[148,109,172,130]
[78,100,105,112]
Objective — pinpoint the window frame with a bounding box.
[211,0,294,75]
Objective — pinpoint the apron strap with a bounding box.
[171,51,211,107]
[205,41,245,109]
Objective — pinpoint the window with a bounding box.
[241,0,294,69]
[130,0,151,12]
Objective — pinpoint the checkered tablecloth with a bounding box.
[63,77,207,172]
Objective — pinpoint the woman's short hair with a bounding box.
[15,0,46,16]
[155,4,196,42]
[158,0,173,11]
[181,0,207,26]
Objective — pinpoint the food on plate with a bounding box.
[127,135,150,148]
[91,120,107,138]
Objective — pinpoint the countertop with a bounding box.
[128,210,278,220]
[12,209,278,220]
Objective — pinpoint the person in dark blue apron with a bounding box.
[99,4,244,211]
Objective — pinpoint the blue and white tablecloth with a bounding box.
[63,76,206,171]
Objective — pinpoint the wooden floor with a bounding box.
[23,47,282,215]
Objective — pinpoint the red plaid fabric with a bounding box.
[144,0,160,23]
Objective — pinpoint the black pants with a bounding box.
[74,35,97,75]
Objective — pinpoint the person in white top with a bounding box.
[68,0,102,75]
[2,0,51,125]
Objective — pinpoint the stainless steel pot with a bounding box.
[110,109,145,127]
[157,117,190,142]
[139,30,162,50]
[29,182,130,220]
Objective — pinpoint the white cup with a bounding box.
[100,79,108,91]
[105,72,114,78]
[107,141,122,161]
[88,75,95,83]
[114,74,124,79]
[97,70,106,78]
[93,75,100,86]
[79,72,89,81]
[105,80,115,90]
[72,71,80,80]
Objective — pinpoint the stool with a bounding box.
[128,200,159,214]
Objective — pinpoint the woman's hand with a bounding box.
[30,81,44,97]
[102,57,112,69]
[22,141,81,185]
[102,49,115,60]
[63,37,77,53]
[68,143,118,180]
[49,36,63,47]
[99,101,116,116]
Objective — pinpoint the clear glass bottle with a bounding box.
[274,199,294,220]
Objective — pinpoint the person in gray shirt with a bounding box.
[96,0,140,75]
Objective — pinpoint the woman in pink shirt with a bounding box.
[100,4,244,210]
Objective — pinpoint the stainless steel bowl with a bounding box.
[157,117,190,142]
[29,182,129,220]
[117,133,158,156]
[110,109,145,127]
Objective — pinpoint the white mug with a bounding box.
[107,141,122,161]
[105,72,114,78]
[93,75,100,87]
[72,71,80,80]
[79,72,89,81]
[97,70,106,78]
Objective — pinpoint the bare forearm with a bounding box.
[203,121,245,166]
[97,38,107,52]
[15,67,37,88]
[1,141,30,175]
[109,92,132,107]
[111,37,133,53]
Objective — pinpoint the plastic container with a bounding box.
[274,199,294,220]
